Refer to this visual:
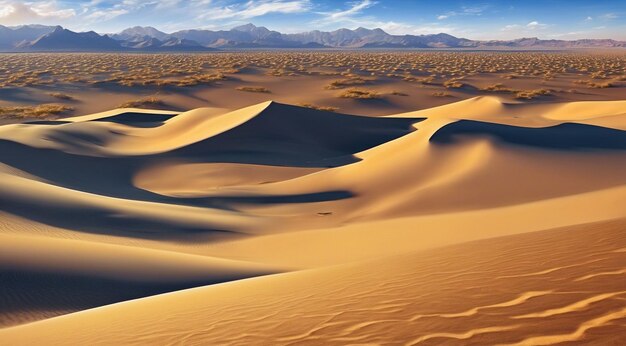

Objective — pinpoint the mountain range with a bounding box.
[0,23,624,52]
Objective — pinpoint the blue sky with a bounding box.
[0,0,624,39]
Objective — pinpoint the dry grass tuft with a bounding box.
[236,86,271,93]
[48,92,74,100]
[443,78,464,88]
[339,88,382,99]
[480,83,514,92]
[298,103,339,112]
[325,77,373,89]
[574,79,614,88]
[118,96,165,109]
[0,104,74,119]
[515,89,552,99]
[431,91,451,97]
[389,91,408,96]
[403,75,434,84]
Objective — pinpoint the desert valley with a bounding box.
[1,0,626,344]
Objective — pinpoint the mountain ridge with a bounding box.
[0,23,624,52]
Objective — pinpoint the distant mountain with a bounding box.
[121,36,215,51]
[13,26,213,52]
[112,26,170,41]
[21,26,123,51]
[2,23,624,52]
[480,37,626,48]
[166,23,625,49]
[284,28,475,48]
[170,24,319,48]
[0,24,57,51]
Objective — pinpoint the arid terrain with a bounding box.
[0,51,625,345]
[0,51,625,123]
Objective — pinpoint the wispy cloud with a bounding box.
[84,8,129,22]
[324,0,376,21]
[498,20,553,39]
[436,5,488,20]
[199,0,311,21]
[600,13,618,20]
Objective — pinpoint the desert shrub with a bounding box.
[49,92,74,100]
[403,75,434,84]
[298,103,339,112]
[515,89,552,99]
[480,83,514,92]
[443,78,464,88]
[0,104,74,118]
[325,77,373,89]
[118,96,165,109]
[389,91,408,96]
[236,86,271,93]
[573,79,613,88]
[431,91,451,97]
[339,88,381,99]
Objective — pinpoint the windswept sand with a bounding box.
[0,96,625,344]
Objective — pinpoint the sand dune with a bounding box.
[0,96,624,344]
[1,219,624,345]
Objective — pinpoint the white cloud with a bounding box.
[311,0,377,26]
[324,0,376,21]
[0,1,75,25]
[200,0,311,21]
[501,24,522,31]
[526,21,547,29]
[84,9,129,22]
[601,13,618,20]
[436,5,487,21]
[503,21,548,31]
[311,1,459,36]
[584,16,593,22]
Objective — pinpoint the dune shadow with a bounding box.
[90,112,178,128]
[0,268,275,327]
[431,121,626,150]
[0,140,357,239]
[0,88,46,104]
[22,120,72,125]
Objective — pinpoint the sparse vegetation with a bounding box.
[48,92,74,100]
[0,52,622,110]
[480,83,514,92]
[389,91,408,96]
[431,91,451,97]
[118,96,165,109]
[515,89,552,100]
[339,88,382,99]
[479,83,553,100]
[298,103,339,112]
[0,104,74,119]
[443,78,464,88]
[325,77,374,89]
[236,86,271,93]
[403,75,434,84]
[575,80,614,88]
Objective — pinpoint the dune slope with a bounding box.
[1,219,625,345]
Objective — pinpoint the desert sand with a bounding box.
[0,94,625,345]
